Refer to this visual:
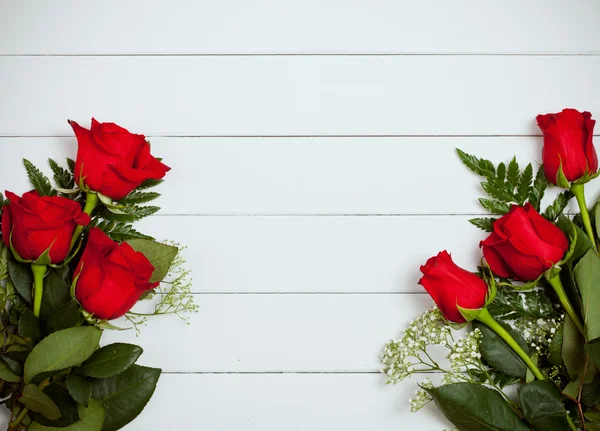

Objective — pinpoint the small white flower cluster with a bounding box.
[381,307,451,384]
[443,328,482,384]
[408,378,433,412]
[515,315,563,355]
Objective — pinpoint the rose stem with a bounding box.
[547,274,585,336]
[571,183,598,252]
[31,263,46,317]
[10,406,28,429]
[475,308,545,380]
[70,192,99,249]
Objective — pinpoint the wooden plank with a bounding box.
[131,373,450,430]
[1,0,599,55]
[0,137,593,215]
[102,294,434,372]
[1,56,599,136]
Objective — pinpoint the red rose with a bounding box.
[69,118,170,200]
[418,251,488,323]
[536,109,598,184]
[1,191,90,263]
[481,203,569,281]
[74,228,159,320]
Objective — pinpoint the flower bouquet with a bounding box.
[0,119,197,430]
[382,109,600,430]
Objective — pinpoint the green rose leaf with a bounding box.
[8,257,32,303]
[548,323,564,366]
[91,364,160,431]
[426,382,529,431]
[473,321,529,378]
[0,357,21,382]
[582,375,600,406]
[574,250,600,342]
[563,315,596,382]
[126,239,177,283]
[29,399,105,431]
[40,269,71,320]
[67,374,92,407]
[47,299,84,333]
[519,381,571,430]
[19,384,62,420]
[30,383,80,427]
[19,308,42,346]
[80,343,143,379]
[24,326,102,384]
[0,242,8,281]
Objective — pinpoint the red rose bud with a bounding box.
[74,228,159,320]
[1,190,90,263]
[69,118,170,200]
[481,203,568,281]
[537,109,598,185]
[418,251,488,323]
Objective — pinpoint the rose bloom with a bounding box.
[74,228,159,320]
[419,251,488,323]
[69,118,170,200]
[481,203,568,281]
[537,109,598,184]
[2,190,90,263]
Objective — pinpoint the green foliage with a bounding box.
[487,288,555,320]
[0,357,21,382]
[548,323,564,366]
[89,219,153,241]
[574,250,600,342]
[426,383,529,431]
[544,191,574,221]
[8,257,33,303]
[46,299,84,332]
[468,217,497,232]
[19,308,41,346]
[24,327,102,383]
[100,205,160,223]
[519,381,571,430]
[120,191,160,205]
[67,374,92,408]
[30,383,80,427]
[79,343,143,379]
[91,365,161,431]
[40,269,71,320]
[29,399,105,431]
[23,159,55,197]
[562,315,594,382]
[136,178,163,190]
[126,239,178,283]
[473,321,529,378]
[49,158,75,191]
[67,158,76,175]
[457,149,547,215]
[20,384,62,420]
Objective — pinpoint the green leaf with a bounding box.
[563,315,590,381]
[91,364,161,431]
[548,323,564,366]
[529,166,547,212]
[8,257,33,303]
[478,198,510,214]
[30,383,79,427]
[30,399,105,431]
[473,321,529,378]
[20,384,62,420]
[0,242,8,281]
[49,159,75,191]
[19,308,42,346]
[0,357,21,382]
[40,269,71,320]
[456,149,496,179]
[506,157,520,190]
[67,158,76,175]
[571,224,596,265]
[574,250,600,342]
[426,382,529,431]
[469,217,497,232]
[90,219,153,241]
[24,326,102,384]
[582,374,600,406]
[487,289,555,320]
[120,191,160,205]
[516,163,533,205]
[126,239,178,283]
[586,342,600,371]
[80,343,143,379]
[136,179,163,190]
[23,159,55,197]
[544,191,574,221]
[519,381,571,430]
[67,374,92,407]
[47,299,84,332]
[99,205,160,223]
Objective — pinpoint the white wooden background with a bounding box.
[1,1,600,429]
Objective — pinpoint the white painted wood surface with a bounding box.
[0,1,597,430]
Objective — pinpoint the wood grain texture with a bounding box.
[1,56,600,136]
[0,137,595,215]
[1,0,599,55]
